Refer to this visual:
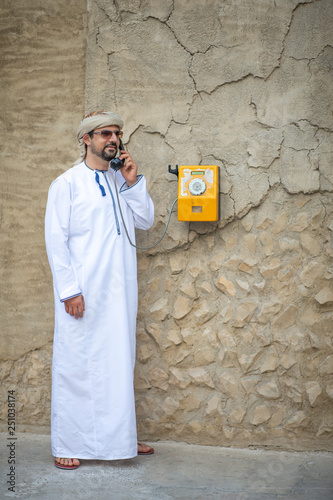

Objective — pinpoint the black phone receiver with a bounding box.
[110,138,125,171]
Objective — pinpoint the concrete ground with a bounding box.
[1,433,332,499]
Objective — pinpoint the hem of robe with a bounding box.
[52,450,138,461]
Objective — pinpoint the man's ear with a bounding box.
[83,133,91,147]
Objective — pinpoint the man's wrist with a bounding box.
[126,176,138,187]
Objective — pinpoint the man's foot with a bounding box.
[54,457,80,470]
[138,442,154,455]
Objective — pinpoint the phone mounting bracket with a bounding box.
[168,164,179,177]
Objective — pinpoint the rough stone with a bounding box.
[169,367,191,389]
[280,353,297,370]
[219,304,233,324]
[260,259,281,278]
[272,306,298,330]
[198,281,215,294]
[137,344,152,364]
[194,347,216,366]
[135,371,151,390]
[239,258,258,275]
[299,262,326,288]
[242,234,257,253]
[236,279,250,293]
[162,397,180,416]
[169,255,187,275]
[318,356,333,375]
[278,264,297,282]
[316,413,333,437]
[279,238,300,253]
[189,368,215,389]
[269,407,288,428]
[252,347,279,374]
[256,381,280,400]
[229,408,246,425]
[219,372,239,398]
[273,213,289,234]
[326,382,333,401]
[305,381,322,407]
[166,329,182,346]
[173,296,192,320]
[150,297,169,321]
[179,280,197,299]
[289,213,309,232]
[180,393,201,411]
[259,232,276,256]
[285,411,307,429]
[209,251,226,271]
[150,368,169,391]
[251,405,271,426]
[206,396,223,416]
[254,280,266,291]
[285,378,303,404]
[256,301,282,324]
[315,288,333,305]
[216,275,236,297]
[180,327,198,346]
[234,302,258,328]
[194,300,216,323]
[300,233,322,256]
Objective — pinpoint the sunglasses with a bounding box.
[92,129,123,139]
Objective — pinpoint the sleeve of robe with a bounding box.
[45,176,82,302]
[119,174,154,230]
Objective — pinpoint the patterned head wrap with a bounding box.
[74,111,124,165]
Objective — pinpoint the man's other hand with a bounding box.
[119,151,138,186]
[64,295,85,319]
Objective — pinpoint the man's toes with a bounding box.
[138,442,154,454]
[55,457,80,467]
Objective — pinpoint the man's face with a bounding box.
[86,126,122,161]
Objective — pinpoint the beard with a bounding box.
[101,146,117,161]
[91,140,118,161]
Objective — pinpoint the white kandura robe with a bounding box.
[45,162,154,460]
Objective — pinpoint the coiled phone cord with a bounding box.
[112,170,178,250]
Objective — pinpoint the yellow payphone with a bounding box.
[169,165,220,222]
[113,164,219,250]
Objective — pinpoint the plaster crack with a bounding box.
[198,73,263,98]
[94,0,115,23]
[263,1,304,82]
[300,119,333,134]
[165,0,175,23]
[140,0,174,23]
[165,20,195,56]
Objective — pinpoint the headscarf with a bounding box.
[74,111,124,165]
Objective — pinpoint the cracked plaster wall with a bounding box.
[1,0,332,451]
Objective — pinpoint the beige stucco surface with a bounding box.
[0,0,86,427]
[1,0,332,451]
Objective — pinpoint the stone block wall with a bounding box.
[1,0,332,451]
[85,0,333,451]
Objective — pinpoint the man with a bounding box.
[45,111,155,470]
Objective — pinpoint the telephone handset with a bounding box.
[110,138,125,171]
